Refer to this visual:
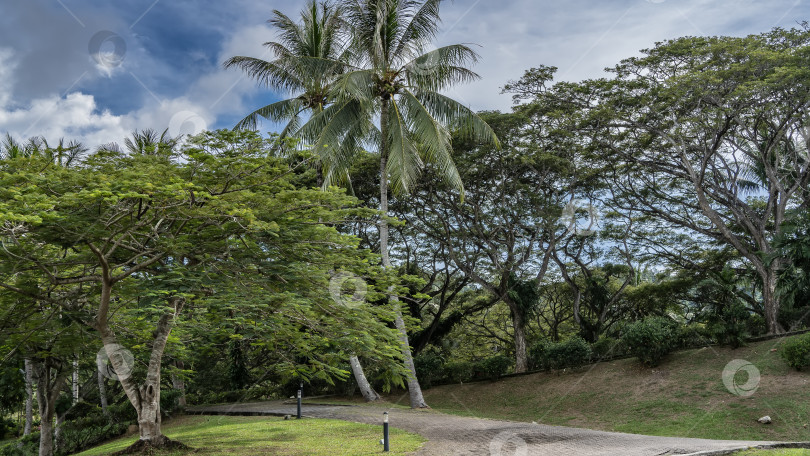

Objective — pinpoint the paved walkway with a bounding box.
[188,400,780,455]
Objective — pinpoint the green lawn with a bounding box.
[77,416,424,456]
[734,449,810,455]
[369,337,810,442]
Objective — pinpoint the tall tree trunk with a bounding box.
[24,358,33,435]
[33,358,68,456]
[72,358,79,404]
[171,360,186,408]
[763,264,783,334]
[98,368,108,415]
[506,299,528,373]
[349,355,380,401]
[379,97,428,408]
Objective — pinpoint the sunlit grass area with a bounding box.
[77,415,424,456]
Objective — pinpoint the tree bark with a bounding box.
[98,368,109,415]
[763,265,783,334]
[506,298,528,373]
[379,97,428,408]
[349,355,380,401]
[95,273,184,446]
[72,358,79,404]
[33,358,68,456]
[171,360,186,408]
[24,358,33,435]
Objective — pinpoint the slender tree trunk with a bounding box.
[379,97,428,408]
[171,360,186,408]
[349,355,380,401]
[34,359,68,456]
[54,413,65,453]
[72,358,79,404]
[24,358,33,435]
[98,369,108,415]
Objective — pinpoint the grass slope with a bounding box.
[390,337,810,442]
[77,416,424,455]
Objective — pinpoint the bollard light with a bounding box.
[383,412,390,452]
[296,389,302,419]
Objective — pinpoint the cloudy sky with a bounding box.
[0,0,806,148]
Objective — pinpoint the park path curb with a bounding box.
[187,401,793,456]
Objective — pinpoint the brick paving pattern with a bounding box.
[189,400,778,455]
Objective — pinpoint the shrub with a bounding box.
[475,354,511,380]
[160,388,184,417]
[544,337,592,370]
[414,350,445,388]
[707,302,750,348]
[528,340,548,370]
[0,417,17,440]
[622,316,677,367]
[443,360,475,383]
[781,333,810,370]
[674,325,712,350]
[0,432,38,456]
[590,337,625,360]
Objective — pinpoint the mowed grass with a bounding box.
[734,449,810,455]
[77,415,424,456]
[378,336,810,442]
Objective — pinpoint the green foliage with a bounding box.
[673,325,712,350]
[590,337,626,360]
[475,354,512,380]
[0,433,38,456]
[543,337,592,370]
[528,340,549,370]
[622,317,677,367]
[413,350,444,388]
[0,364,24,415]
[0,417,17,440]
[781,333,810,370]
[707,301,749,349]
[443,360,475,383]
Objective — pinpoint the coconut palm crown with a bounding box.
[224,0,349,134]
[300,0,498,195]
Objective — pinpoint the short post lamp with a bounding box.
[296,389,302,419]
[383,412,390,452]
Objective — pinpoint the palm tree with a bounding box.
[224,0,348,135]
[300,0,498,408]
[226,1,384,402]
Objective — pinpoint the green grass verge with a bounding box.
[734,449,810,455]
[76,416,424,455]
[371,337,810,442]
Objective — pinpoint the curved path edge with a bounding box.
[187,400,805,456]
